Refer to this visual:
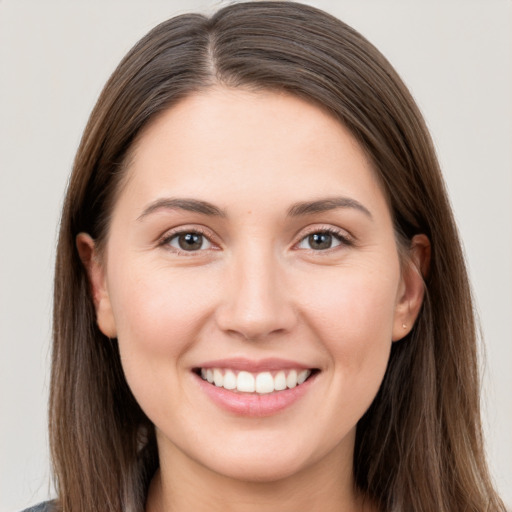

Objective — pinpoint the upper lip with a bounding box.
[194,357,317,373]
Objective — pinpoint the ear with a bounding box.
[392,234,431,341]
[76,233,117,338]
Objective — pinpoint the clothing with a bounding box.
[20,502,54,512]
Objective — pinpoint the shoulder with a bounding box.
[20,501,55,512]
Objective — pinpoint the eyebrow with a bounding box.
[137,198,226,221]
[287,196,372,218]
[137,195,372,221]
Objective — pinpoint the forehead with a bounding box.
[115,86,390,220]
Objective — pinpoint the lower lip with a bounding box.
[194,372,317,417]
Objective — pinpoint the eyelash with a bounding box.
[296,226,354,252]
[158,225,353,255]
[158,226,217,256]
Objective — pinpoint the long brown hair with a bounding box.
[50,2,505,511]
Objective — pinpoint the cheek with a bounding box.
[301,265,399,398]
[106,263,227,430]
[109,263,215,348]
[105,262,218,408]
[304,265,399,342]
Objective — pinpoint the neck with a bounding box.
[145,438,375,512]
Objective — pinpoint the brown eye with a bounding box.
[309,233,333,250]
[297,231,344,251]
[168,232,212,251]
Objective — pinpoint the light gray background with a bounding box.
[1,1,511,511]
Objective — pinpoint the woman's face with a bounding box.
[82,87,424,483]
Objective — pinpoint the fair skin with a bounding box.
[78,87,429,512]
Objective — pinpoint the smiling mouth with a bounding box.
[194,368,319,394]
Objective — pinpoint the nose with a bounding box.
[215,245,297,341]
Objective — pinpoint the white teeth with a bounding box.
[223,370,237,390]
[286,369,298,388]
[255,372,274,394]
[199,368,312,394]
[213,369,224,387]
[274,371,287,391]
[297,369,309,385]
[237,371,255,392]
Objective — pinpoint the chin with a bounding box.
[192,435,328,485]
[210,456,311,484]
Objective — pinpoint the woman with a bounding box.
[25,1,505,511]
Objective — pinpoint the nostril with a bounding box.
[234,327,288,342]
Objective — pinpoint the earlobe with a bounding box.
[76,233,117,338]
[392,234,431,341]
